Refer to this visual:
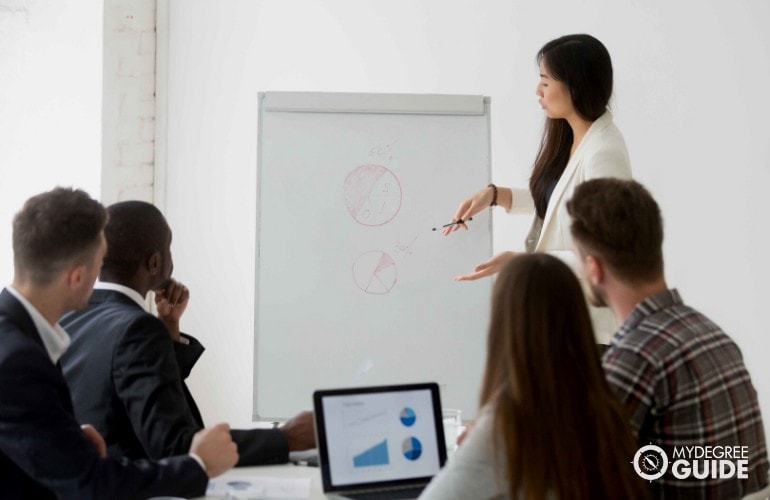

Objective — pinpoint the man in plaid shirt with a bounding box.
[567,178,769,499]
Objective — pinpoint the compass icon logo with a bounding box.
[633,444,669,481]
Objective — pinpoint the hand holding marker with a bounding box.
[432,217,472,232]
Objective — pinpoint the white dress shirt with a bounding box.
[93,281,147,309]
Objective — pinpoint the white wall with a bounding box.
[0,0,102,284]
[161,0,770,440]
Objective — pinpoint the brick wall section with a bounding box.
[101,0,156,204]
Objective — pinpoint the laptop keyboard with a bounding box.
[341,485,426,499]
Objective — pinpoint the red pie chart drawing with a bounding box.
[353,251,397,294]
[344,164,402,226]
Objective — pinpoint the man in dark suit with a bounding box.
[0,187,238,499]
[60,200,315,466]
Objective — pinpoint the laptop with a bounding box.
[313,382,447,499]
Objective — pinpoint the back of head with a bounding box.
[482,253,597,407]
[13,187,107,286]
[568,178,664,283]
[480,253,646,499]
[537,33,613,121]
[102,201,170,282]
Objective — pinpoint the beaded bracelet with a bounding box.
[487,183,498,207]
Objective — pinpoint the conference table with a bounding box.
[195,462,325,499]
[192,458,770,500]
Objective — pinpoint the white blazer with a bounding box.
[510,111,631,343]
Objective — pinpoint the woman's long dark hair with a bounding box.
[529,34,614,219]
[478,254,647,499]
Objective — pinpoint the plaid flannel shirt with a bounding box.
[603,289,769,499]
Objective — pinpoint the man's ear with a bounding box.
[65,263,87,291]
[585,254,604,286]
[147,252,162,276]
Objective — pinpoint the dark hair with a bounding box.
[101,201,170,282]
[530,34,614,219]
[568,178,664,283]
[13,187,107,286]
[479,253,646,499]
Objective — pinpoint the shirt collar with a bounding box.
[94,281,148,310]
[581,110,612,144]
[611,288,683,347]
[92,282,189,345]
[6,285,71,364]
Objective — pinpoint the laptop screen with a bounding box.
[314,383,447,493]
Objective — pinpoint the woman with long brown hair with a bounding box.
[444,34,631,345]
[420,253,647,499]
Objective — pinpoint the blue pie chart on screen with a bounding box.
[400,407,416,427]
[402,437,422,461]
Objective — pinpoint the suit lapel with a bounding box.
[0,288,73,411]
[536,112,611,249]
[537,155,580,249]
[0,288,46,352]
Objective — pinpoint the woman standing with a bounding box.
[445,34,631,343]
[419,254,647,499]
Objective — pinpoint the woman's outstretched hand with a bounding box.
[453,251,517,281]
